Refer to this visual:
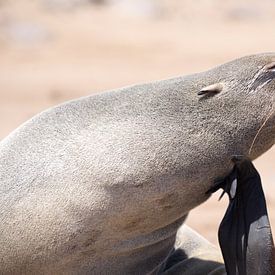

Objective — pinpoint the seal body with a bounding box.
[1,53,275,274]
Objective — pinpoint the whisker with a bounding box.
[249,105,275,155]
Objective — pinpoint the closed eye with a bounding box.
[248,62,275,92]
[264,61,275,72]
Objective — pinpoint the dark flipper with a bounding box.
[207,159,274,275]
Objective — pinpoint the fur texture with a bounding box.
[1,53,275,274]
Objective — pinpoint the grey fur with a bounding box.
[1,53,275,274]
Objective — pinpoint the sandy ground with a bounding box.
[1,0,275,246]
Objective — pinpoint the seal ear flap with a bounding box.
[198,83,223,96]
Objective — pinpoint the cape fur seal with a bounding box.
[0,53,275,274]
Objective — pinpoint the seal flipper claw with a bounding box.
[206,165,237,198]
[231,155,245,163]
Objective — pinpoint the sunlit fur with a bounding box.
[0,53,275,274]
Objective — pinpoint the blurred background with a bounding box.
[1,0,275,245]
